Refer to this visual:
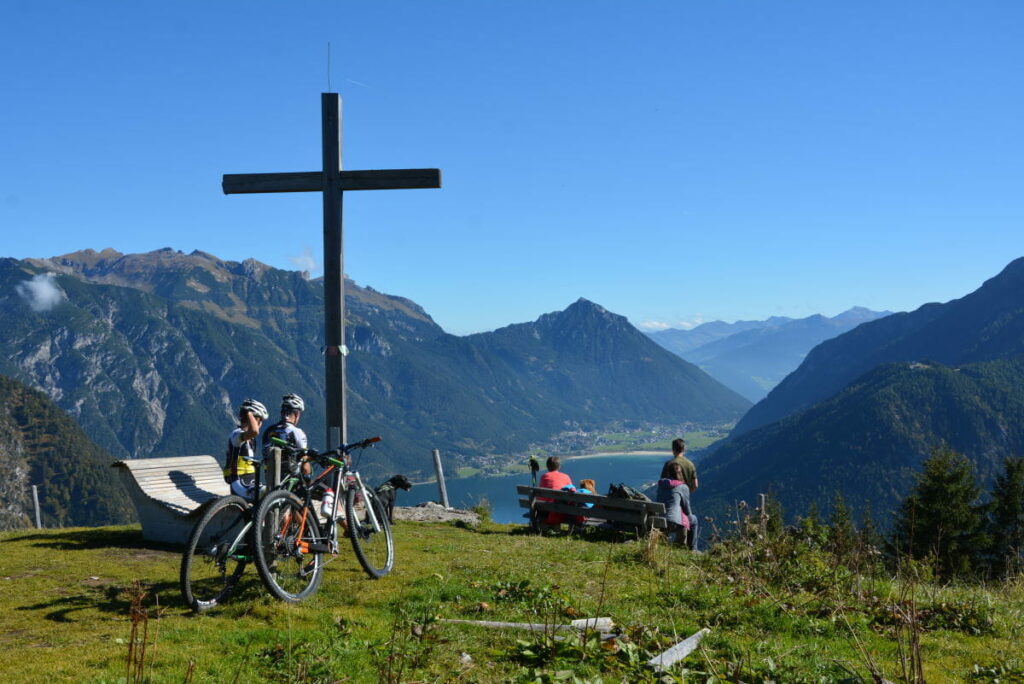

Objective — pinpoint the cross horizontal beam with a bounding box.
[222,168,442,195]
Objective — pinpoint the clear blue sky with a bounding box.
[2,2,1022,335]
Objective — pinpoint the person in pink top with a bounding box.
[538,456,573,490]
[538,456,574,525]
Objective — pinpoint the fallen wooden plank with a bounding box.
[440,617,613,633]
[647,627,710,672]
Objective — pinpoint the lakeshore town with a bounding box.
[458,421,734,478]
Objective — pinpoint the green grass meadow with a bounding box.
[1,521,1022,683]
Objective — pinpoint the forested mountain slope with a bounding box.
[733,257,1024,436]
[698,357,1024,524]
[0,375,132,529]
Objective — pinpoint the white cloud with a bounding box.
[16,273,65,312]
[637,314,707,331]
[676,314,706,330]
[288,246,319,274]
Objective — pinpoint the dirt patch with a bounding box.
[108,548,177,562]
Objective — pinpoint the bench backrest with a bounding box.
[516,485,667,529]
[114,456,229,514]
[517,485,665,512]
[112,455,229,544]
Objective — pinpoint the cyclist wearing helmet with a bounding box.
[263,393,309,481]
[224,398,269,500]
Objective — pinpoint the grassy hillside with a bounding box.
[1,520,1021,683]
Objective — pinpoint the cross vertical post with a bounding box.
[222,93,441,453]
[321,93,346,449]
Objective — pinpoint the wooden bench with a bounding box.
[112,456,230,545]
[517,485,667,536]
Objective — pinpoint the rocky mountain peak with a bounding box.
[540,297,624,329]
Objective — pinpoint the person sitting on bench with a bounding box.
[224,398,269,500]
[538,456,574,526]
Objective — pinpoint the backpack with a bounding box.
[607,482,650,502]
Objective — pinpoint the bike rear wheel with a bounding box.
[345,485,394,578]
[253,490,324,602]
[180,495,250,612]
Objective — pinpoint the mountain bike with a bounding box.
[179,449,303,612]
[252,436,394,603]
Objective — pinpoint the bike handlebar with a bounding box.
[267,435,382,462]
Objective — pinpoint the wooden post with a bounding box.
[321,93,346,450]
[432,448,450,508]
[758,492,768,537]
[32,484,42,529]
[270,448,282,488]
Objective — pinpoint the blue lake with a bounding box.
[401,453,670,524]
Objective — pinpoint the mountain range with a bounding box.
[648,308,891,401]
[648,317,796,356]
[1,248,749,487]
[698,257,1024,523]
[733,258,1024,437]
[11,246,1021,530]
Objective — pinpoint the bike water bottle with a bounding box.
[320,489,336,518]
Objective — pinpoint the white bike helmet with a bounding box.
[281,393,305,414]
[240,398,269,420]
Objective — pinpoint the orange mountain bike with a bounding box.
[252,436,394,602]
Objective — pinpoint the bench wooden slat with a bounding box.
[129,472,224,481]
[134,473,226,481]
[116,457,221,468]
[134,479,226,489]
[516,486,665,514]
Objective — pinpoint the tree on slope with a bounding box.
[988,456,1024,577]
[828,490,857,564]
[890,446,986,579]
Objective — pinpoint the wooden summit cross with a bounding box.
[223,93,441,450]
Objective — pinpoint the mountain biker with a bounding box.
[224,398,269,500]
[262,394,309,480]
[261,393,341,520]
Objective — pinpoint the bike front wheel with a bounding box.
[345,485,394,578]
[180,495,250,612]
[253,490,324,603]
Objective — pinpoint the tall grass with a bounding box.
[1,521,1021,683]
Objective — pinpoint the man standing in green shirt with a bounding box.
[660,438,699,549]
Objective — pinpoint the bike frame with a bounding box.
[303,452,384,559]
[266,439,385,564]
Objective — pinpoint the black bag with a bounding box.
[607,482,650,502]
